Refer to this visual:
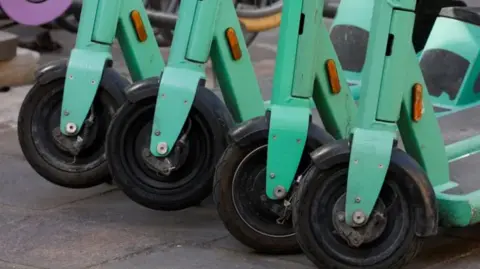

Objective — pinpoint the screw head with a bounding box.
[269,173,275,179]
[154,130,161,136]
[352,210,366,225]
[63,110,69,116]
[355,197,361,203]
[273,186,286,199]
[65,122,77,134]
[157,142,168,154]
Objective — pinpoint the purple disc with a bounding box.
[0,0,73,26]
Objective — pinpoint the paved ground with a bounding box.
[2,10,480,269]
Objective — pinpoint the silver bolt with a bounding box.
[272,135,277,140]
[273,186,286,199]
[355,197,361,203]
[269,173,275,179]
[354,160,359,164]
[69,75,73,79]
[154,130,161,136]
[63,110,69,116]
[352,210,366,225]
[157,142,168,154]
[65,122,77,134]
[91,80,96,84]
[379,164,384,168]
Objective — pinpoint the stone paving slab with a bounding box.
[0,189,227,269]
[91,246,312,269]
[3,19,480,269]
[0,151,114,211]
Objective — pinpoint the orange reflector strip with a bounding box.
[130,10,147,42]
[225,27,242,61]
[412,83,424,122]
[326,59,341,94]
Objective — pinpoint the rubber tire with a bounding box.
[293,165,423,269]
[106,87,233,211]
[17,68,128,188]
[214,122,332,254]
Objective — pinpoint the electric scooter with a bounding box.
[213,0,357,254]
[293,0,480,268]
[17,0,165,188]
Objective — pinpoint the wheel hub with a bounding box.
[51,111,97,156]
[332,194,387,247]
[141,120,191,176]
[250,168,295,225]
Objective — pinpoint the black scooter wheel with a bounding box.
[106,86,232,211]
[17,69,128,188]
[293,165,423,269]
[213,121,332,254]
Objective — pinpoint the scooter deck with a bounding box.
[439,104,480,195]
[429,104,480,226]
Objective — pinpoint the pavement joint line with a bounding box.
[422,247,480,269]
[0,258,47,269]
[39,187,120,211]
[416,236,480,269]
[82,234,230,269]
[195,245,310,267]
[187,234,230,249]
[0,188,120,213]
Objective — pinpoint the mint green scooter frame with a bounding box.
[342,0,480,228]
[148,0,265,157]
[61,0,164,135]
[264,0,357,199]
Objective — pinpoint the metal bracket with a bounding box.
[61,48,110,135]
[149,66,204,156]
[266,105,311,200]
[345,128,395,225]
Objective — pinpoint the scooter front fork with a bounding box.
[265,0,321,199]
[60,0,118,135]
[149,0,219,156]
[266,105,310,199]
[344,1,416,226]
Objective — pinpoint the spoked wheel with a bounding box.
[106,86,232,211]
[17,71,128,188]
[293,165,423,269]
[214,123,332,254]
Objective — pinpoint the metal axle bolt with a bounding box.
[270,173,275,179]
[352,210,366,225]
[65,122,77,134]
[273,186,286,199]
[157,142,168,154]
